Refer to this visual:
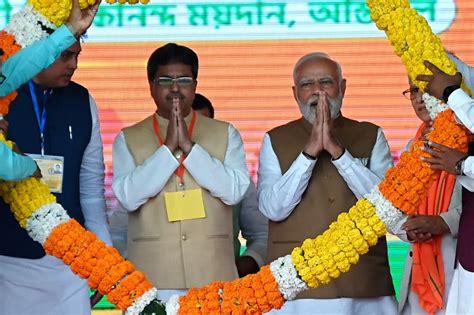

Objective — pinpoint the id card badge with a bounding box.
[164,188,206,222]
[27,154,64,193]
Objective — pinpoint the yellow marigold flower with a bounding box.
[307,279,319,288]
[336,260,351,273]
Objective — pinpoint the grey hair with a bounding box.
[293,52,343,86]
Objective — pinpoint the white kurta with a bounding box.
[112,120,250,301]
[443,57,474,315]
[258,127,397,314]
[0,96,112,315]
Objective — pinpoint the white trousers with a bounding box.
[445,263,474,315]
[268,296,398,315]
[0,254,90,315]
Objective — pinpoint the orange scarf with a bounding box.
[410,123,456,314]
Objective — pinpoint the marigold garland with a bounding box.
[0,175,157,312]
[0,30,22,114]
[291,199,386,288]
[177,266,284,314]
[28,0,96,27]
[367,0,471,215]
[367,0,471,95]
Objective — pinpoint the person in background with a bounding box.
[111,43,250,302]
[192,92,268,276]
[0,0,100,97]
[192,93,214,119]
[0,0,100,181]
[258,52,396,314]
[397,79,461,315]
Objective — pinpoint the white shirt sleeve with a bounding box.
[112,123,250,210]
[257,128,393,222]
[238,180,268,267]
[450,54,474,91]
[111,131,179,211]
[183,124,250,206]
[108,205,129,258]
[80,95,112,245]
[457,156,474,191]
[440,180,462,237]
[332,128,394,199]
[448,89,474,133]
[257,133,317,222]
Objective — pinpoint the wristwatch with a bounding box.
[455,155,468,176]
[442,85,460,103]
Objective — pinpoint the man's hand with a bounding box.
[175,99,193,154]
[402,215,450,239]
[416,61,462,100]
[90,290,103,308]
[321,93,343,159]
[303,93,323,158]
[406,230,433,243]
[66,0,101,39]
[421,141,467,174]
[419,121,433,141]
[0,118,8,134]
[164,100,178,152]
[236,256,259,277]
[32,166,42,179]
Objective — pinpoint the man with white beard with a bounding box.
[257,53,397,314]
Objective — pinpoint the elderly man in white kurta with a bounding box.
[417,55,474,315]
[257,52,397,314]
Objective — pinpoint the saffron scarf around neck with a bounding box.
[410,123,456,314]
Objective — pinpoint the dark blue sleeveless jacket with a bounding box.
[0,81,92,259]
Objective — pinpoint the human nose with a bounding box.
[67,56,79,70]
[169,80,180,92]
[413,91,423,102]
[310,82,325,95]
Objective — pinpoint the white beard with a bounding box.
[298,94,342,123]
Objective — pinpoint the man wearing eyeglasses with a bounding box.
[0,18,112,315]
[397,79,461,315]
[111,43,250,301]
[416,55,474,315]
[257,52,396,314]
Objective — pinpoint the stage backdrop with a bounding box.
[1,0,474,210]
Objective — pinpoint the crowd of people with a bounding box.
[0,3,473,314]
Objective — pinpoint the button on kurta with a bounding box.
[181,235,187,241]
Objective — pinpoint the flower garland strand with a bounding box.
[367,0,471,215]
[0,162,159,314]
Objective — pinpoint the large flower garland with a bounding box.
[0,0,471,314]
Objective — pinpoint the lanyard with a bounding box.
[28,80,50,156]
[153,111,197,184]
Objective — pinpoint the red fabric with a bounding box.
[410,123,456,314]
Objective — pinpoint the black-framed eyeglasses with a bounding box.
[402,87,420,100]
[153,76,194,87]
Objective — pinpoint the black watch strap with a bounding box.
[302,151,317,160]
[455,155,468,175]
[442,85,460,103]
